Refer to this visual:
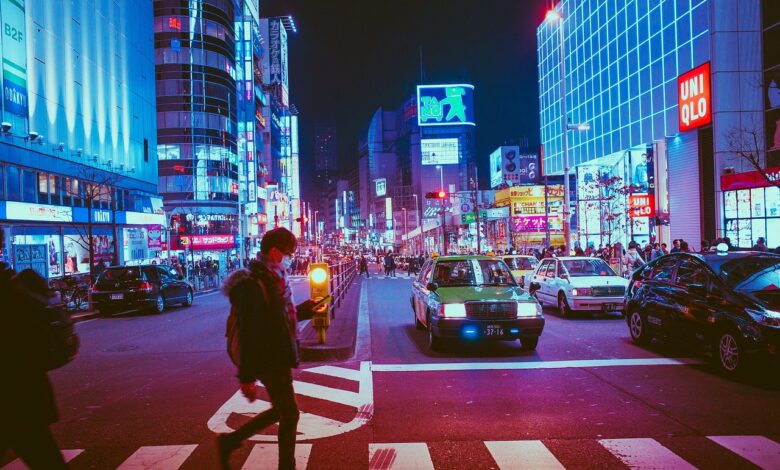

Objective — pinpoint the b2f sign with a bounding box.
[678,62,711,132]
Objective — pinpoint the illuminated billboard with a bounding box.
[489,149,502,188]
[375,178,387,197]
[417,84,475,127]
[678,62,711,132]
[421,138,459,165]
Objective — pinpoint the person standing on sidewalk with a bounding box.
[359,254,370,278]
[217,228,320,470]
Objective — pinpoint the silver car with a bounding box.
[529,257,628,317]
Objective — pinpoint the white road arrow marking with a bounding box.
[207,361,373,441]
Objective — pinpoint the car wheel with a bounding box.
[628,309,652,345]
[427,311,444,351]
[519,336,539,351]
[182,289,193,307]
[557,292,572,317]
[715,327,745,375]
[153,294,166,314]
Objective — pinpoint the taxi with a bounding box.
[410,255,545,351]
[502,255,539,288]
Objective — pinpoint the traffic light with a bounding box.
[308,263,331,344]
[425,191,448,199]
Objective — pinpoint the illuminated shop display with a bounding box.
[721,168,780,248]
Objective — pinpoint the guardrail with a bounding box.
[328,259,358,318]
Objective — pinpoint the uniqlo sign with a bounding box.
[678,62,712,132]
[629,194,655,218]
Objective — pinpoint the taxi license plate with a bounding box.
[602,303,618,311]
[111,293,123,300]
[485,324,504,336]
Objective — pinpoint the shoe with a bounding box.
[217,433,239,469]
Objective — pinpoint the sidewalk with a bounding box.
[299,274,362,362]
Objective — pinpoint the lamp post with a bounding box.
[435,164,444,191]
[412,193,421,255]
[402,208,408,255]
[313,210,319,245]
[547,8,590,255]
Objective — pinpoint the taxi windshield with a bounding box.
[561,259,616,277]
[433,259,517,287]
[504,257,537,270]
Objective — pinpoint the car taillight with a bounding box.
[91,285,100,293]
[139,281,153,292]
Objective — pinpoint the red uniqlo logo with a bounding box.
[678,62,712,132]
[629,195,655,218]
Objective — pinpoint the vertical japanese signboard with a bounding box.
[678,62,711,132]
[0,0,28,120]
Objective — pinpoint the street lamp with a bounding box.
[435,164,444,191]
[547,8,590,256]
[402,208,408,255]
[412,193,421,255]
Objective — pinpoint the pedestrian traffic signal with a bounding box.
[308,263,330,344]
[425,191,448,199]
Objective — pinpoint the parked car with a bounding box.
[410,255,545,351]
[502,255,539,287]
[92,265,194,314]
[530,257,628,317]
[625,251,780,375]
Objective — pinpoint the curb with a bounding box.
[299,341,354,362]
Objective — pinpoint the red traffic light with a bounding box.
[438,191,446,198]
[425,191,448,199]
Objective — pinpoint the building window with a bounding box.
[0,164,4,200]
[22,169,37,203]
[38,173,49,204]
[144,138,149,162]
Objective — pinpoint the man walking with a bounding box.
[359,254,370,278]
[218,228,320,470]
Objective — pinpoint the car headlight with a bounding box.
[747,309,780,328]
[517,302,541,317]
[439,303,467,318]
[571,287,592,296]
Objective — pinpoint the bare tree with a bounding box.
[597,174,639,247]
[725,124,780,188]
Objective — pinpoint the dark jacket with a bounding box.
[224,263,297,382]
[0,268,59,429]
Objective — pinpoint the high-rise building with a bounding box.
[1,0,161,277]
[538,0,771,250]
[154,0,241,258]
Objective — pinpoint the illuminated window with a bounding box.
[168,17,181,30]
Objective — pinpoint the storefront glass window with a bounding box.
[724,191,737,219]
[767,186,780,217]
[38,172,49,204]
[50,175,60,206]
[63,233,114,274]
[12,234,63,278]
[22,169,36,203]
[724,185,780,249]
[737,189,751,218]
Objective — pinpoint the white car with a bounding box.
[529,257,628,317]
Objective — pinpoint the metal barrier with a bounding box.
[328,259,358,318]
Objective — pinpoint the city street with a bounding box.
[5,274,779,469]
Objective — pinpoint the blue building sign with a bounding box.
[416,84,475,127]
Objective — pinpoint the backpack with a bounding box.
[42,303,80,370]
[225,276,268,367]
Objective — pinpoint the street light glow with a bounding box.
[546,10,562,22]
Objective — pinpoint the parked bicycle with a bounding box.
[50,275,91,312]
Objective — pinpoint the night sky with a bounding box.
[262,0,553,200]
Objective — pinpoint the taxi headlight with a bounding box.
[440,303,467,318]
[572,287,592,296]
[517,302,541,317]
[747,309,780,328]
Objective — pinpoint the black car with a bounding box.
[92,265,194,314]
[625,251,780,375]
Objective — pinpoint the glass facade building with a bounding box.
[538,0,769,250]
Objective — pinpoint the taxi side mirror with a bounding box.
[528,282,541,294]
[426,281,438,292]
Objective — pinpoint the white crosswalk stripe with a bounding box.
[708,435,780,469]
[1,449,84,470]
[485,440,565,469]
[5,435,779,469]
[116,445,198,470]
[599,438,697,469]
[241,443,312,470]
[369,443,434,469]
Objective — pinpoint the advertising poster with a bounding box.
[489,148,502,187]
[421,138,459,165]
[147,225,162,249]
[374,178,386,197]
[0,0,28,118]
[417,84,475,127]
[517,153,539,185]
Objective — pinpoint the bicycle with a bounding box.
[50,275,90,312]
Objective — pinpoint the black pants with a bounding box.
[1,424,67,469]
[228,369,300,470]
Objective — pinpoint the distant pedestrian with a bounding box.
[359,255,370,278]
[623,241,645,275]
[753,237,768,252]
[0,265,68,469]
[680,240,691,253]
[218,228,321,470]
[670,239,681,253]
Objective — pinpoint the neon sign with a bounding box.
[417,84,475,127]
[678,62,711,132]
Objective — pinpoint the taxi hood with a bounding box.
[436,285,532,303]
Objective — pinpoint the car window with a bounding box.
[503,257,517,270]
[142,266,159,281]
[650,257,678,282]
[157,266,174,279]
[420,261,434,284]
[99,267,141,282]
[432,259,515,286]
[675,259,710,287]
[546,261,557,278]
[561,259,617,277]
[536,261,548,277]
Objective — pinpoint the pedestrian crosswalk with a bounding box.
[3,435,779,469]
